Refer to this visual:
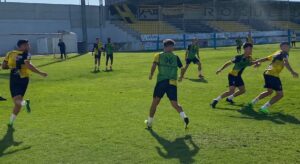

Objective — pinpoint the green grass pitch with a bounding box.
[0,44,299,163]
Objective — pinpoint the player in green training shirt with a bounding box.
[145,39,189,129]
[247,42,299,114]
[236,36,243,54]
[183,38,204,79]
[211,43,260,109]
[104,38,114,71]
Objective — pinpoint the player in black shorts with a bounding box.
[145,39,189,129]
[2,40,48,126]
[211,43,260,108]
[93,38,104,72]
[248,42,299,114]
[184,38,204,79]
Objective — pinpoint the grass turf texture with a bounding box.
[0,44,299,163]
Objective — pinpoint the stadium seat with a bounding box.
[125,21,182,34]
[269,21,300,31]
[204,21,253,32]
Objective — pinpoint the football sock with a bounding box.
[21,100,26,106]
[228,95,234,100]
[180,112,187,119]
[147,117,154,124]
[215,96,222,101]
[262,102,271,109]
[251,98,259,105]
[9,114,17,125]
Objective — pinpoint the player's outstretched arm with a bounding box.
[283,59,299,78]
[1,60,9,70]
[216,61,232,74]
[24,61,48,77]
[149,62,157,80]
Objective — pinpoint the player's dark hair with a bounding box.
[243,42,253,49]
[280,42,289,47]
[163,39,175,47]
[17,40,29,48]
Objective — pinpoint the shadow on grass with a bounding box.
[186,78,208,83]
[148,129,199,164]
[214,103,245,111]
[0,126,31,157]
[233,106,300,125]
[37,54,84,68]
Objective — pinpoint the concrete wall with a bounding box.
[0,2,138,55]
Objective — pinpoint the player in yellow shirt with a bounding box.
[93,38,104,72]
[248,42,299,114]
[2,40,48,126]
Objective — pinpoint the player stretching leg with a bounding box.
[248,42,299,114]
[2,40,48,126]
[183,38,204,79]
[211,43,259,109]
[145,39,189,129]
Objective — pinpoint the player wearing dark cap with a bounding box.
[211,43,260,109]
[145,39,189,129]
[248,42,299,114]
[2,40,48,126]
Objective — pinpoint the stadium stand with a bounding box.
[204,21,254,32]
[125,21,181,34]
[268,21,300,31]
[167,19,215,33]
[240,20,275,31]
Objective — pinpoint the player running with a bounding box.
[104,38,114,71]
[145,39,189,129]
[2,40,48,126]
[211,43,259,109]
[247,42,299,114]
[93,38,104,72]
[183,38,204,79]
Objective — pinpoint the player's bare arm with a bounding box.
[24,60,48,77]
[2,60,9,70]
[216,61,232,74]
[283,58,299,78]
[149,62,157,80]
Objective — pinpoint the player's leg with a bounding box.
[110,54,114,70]
[94,57,98,71]
[226,85,245,104]
[167,85,189,128]
[250,88,273,107]
[184,59,191,73]
[97,57,100,71]
[105,54,109,71]
[211,86,235,108]
[226,77,245,104]
[9,95,23,126]
[196,60,204,78]
[211,75,236,108]
[60,50,63,59]
[259,75,283,114]
[149,97,161,118]
[260,91,283,114]
[145,81,166,128]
